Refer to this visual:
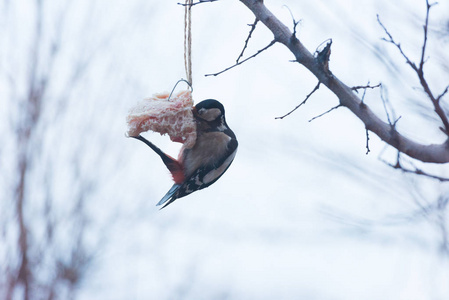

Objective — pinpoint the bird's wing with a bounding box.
[162,138,238,208]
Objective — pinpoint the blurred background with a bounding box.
[1,0,449,299]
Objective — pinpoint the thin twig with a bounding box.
[419,0,435,74]
[380,86,395,126]
[352,83,381,92]
[378,6,449,136]
[393,115,402,127]
[437,85,449,101]
[205,40,276,77]
[380,91,392,126]
[361,86,368,104]
[237,18,259,64]
[365,128,370,155]
[275,82,321,119]
[352,82,381,106]
[308,105,341,122]
[177,0,218,6]
[283,5,300,41]
[377,14,418,71]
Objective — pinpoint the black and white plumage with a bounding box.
[133,99,238,209]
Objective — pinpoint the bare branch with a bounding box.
[377,15,418,71]
[378,6,449,136]
[205,39,276,77]
[308,104,341,122]
[283,5,300,42]
[275,81,320,119]
[429,89,449,136]
[361,87,368,104]
[3,1,120,298]
[419,0,435,73]
[236,18,259,64]
[365,128,370,155]
[382,159,449,182]
[380,87,394,126]
[437,85,449,101]
[352,83,381,92]
[240,0,449,163]
[178,0,219,6]
[380,85,402,131]
[352,82,381,104]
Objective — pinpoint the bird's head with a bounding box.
[193,99,228,133]
[193,99,225,121]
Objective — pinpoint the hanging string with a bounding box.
[184,0,193,86]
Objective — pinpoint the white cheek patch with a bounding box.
[216,123,227,132]
[200,108,222,122]
[203,149,237,184]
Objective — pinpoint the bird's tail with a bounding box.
[157,184,182,209]
[132,135,185,184]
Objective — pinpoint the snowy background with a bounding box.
[2,0,449,299]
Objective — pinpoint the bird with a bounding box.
[133,99,238,209]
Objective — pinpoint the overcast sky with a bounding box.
[2,0,449,299]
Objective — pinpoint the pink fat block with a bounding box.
[126,90,197,149]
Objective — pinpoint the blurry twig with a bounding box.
[378,1,449,136]
[381,156,449,182]
[379,85,402,127]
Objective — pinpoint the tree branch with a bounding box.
[275,81,320,119]
[381,157,449,182]
[308,105,341,122]
[237,18,259,63]
[352,83,381,92]
[365,128,370,155]
[353,82,381,105]
[177,0,218,6]
[239,0,449,163]
[377,15,418,72]
[205,39,276,77]
[437,85,449,102]
[378,3,449,137]
[283,5,300,42]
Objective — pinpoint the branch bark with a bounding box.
[239,0,449,164]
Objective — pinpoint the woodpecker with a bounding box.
[133,99,238,208]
